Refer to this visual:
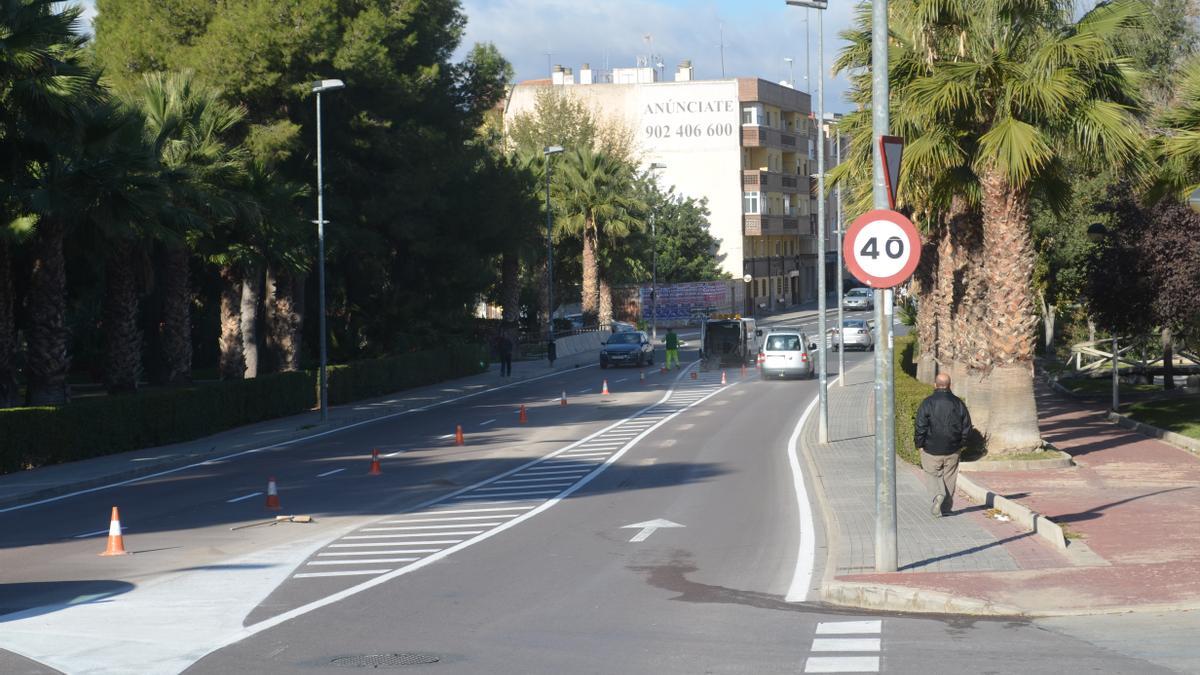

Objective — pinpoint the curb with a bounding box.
[822,580,1024,617]
[956,474,1068,550]
[959,450,1074,472]
[1107,411,1200,455]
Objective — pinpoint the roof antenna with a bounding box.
[719,22,726,78]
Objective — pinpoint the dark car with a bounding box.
[600,331,655,369]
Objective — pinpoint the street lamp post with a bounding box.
[312,78,345,423]
[544,145,564,346]
[787,0,829,442]
[648,162,667,341]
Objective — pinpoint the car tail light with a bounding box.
[800,351,808,362]
[757,352,765,364]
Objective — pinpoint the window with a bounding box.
[775,241,782,255]
[766,335,801,351]
[743,191,761,214]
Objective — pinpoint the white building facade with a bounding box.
[505,64,840,311]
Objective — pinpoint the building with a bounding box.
[503,61,841,312]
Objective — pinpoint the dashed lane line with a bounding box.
[316,468,345,478]
[226,492,263,504]
[804,620,882,673]
[479,418,497,426]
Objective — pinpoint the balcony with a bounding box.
[742,126,800,149]
[744,214,803,236]
[743,170,804,194]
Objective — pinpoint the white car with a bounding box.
[842,287,874,311]
[834,318,874,351]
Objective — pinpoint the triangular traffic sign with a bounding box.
[880,135,904,209]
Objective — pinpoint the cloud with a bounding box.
[458,0,862,113]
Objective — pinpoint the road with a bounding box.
[0,307,1191,674]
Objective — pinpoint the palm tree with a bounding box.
[126,71,247,385]
[0,0,98,405]
[557,147,642,326]
[833,0,1145,452]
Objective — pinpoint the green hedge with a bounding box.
[893,334,933,466]
[0,343,487,475]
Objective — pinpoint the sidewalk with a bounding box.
[802,358,1200,616]
[0,345,606,512]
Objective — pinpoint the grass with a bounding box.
[1122,395,1200,440]
[1062,378,1163,396]
[893,335,933,467]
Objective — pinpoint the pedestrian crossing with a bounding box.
[291,371,730,581]
[804,619,882,673]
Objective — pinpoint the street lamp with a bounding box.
[788,0,830,445]
[1087,222,1119,412]
[544,146,564,350]
[312,78,345,423]
[648,162,667,340]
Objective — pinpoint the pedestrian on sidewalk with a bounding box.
[664,328,681,370]
[914,372,973,517]
[493,330,514,377]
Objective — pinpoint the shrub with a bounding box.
[325,344,487,405]
[893,334,933,466]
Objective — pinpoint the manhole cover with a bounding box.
[330,653,440,668]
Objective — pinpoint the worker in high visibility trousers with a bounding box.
[665,327,681,370]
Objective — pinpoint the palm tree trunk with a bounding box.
[1162,327,1174,390]
[948,207,985,402]
[599,273,614,326]
[218,265,244,380]
[160,244,192,385]
[241,266,263,379]
[974,169,1041,454]
[103,240,142,394]
[914,226,938,384]
[501,250,520,328]
[26,218,70,405]
[266,267,304,372]
[0,237,18,407]
[581,220,599,326]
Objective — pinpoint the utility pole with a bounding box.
[836,127,845,386]
[871,0,898,573]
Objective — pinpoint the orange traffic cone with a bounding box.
[560,390,568,406]
[455,425,465,446]
[99,506,130,556]
[368,449,383,476]
[519,404,528,424]
[691,371,698,380]
[602,379,610,396]
[265,477,282,510]
[721,370,727,385]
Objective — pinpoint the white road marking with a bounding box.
[361,523,501,531]
[439,434,454,439]
[562,452,611,458]
[318,550,441,556]
[414,506,533,516]
[226,492,263,504]
[455,489,561,498]
[479,418,497,426]
[577,388,593,393]
[293,570,392,579]
[382,450,406,458]
[379,515,517,524]
[816,621,881,635]
[342,532,484,539]
[316,468,345,478]
[73,528,111,539]
[785,374,843,602]
[306,558,418,566]
[803,656,880,673]
[494,477,580,485]
[329,541,463,548]
[622,519,685,542]
[614,377,628,383]
[519,467,591,474]
[811,638,880,652]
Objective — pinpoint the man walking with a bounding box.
[664,328,681,370]
[494,331,514,378]
[914,373,973,517]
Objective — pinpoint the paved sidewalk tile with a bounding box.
[804,360,1019,575]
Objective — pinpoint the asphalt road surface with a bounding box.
[0,308,1191,674]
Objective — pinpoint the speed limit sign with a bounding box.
[843,209,922,288]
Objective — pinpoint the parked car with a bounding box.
[600,331,655,368]
[610,321,637,333]
[842,287,874,311]
[834,318,874,351]
[699,317,760,368]
[758,331,815,379]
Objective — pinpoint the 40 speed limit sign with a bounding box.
[843,209,922,288]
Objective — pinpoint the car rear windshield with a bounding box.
[609,333,641,344]
[843,320,866,328]
[765,334,802,351]
[847,288,871,297]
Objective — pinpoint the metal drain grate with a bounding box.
[330,653,440,668]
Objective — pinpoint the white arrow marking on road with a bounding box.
[621,518,685,542]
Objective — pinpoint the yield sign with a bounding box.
[879,135,904,209]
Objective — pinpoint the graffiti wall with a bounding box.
[637,281,743,324]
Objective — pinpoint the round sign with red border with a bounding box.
[843,209,922,288]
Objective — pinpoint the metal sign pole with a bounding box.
[836,128,845,386]
[871,0,898,573]
[816,7,828,444]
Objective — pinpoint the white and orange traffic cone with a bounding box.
[368,449,383,476]
[601,379,610,396]
[721,370,727,385]
[519,404,528,424]
[455,425,465,446]
[560,390,568,406]
[265,477,282,510]
[99,506,130,556]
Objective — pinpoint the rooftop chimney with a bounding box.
[675,59,694,82]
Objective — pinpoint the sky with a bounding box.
[75,0,862,113]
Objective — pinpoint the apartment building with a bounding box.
[504,62,840,310]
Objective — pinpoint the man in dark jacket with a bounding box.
[914,373,973,517]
